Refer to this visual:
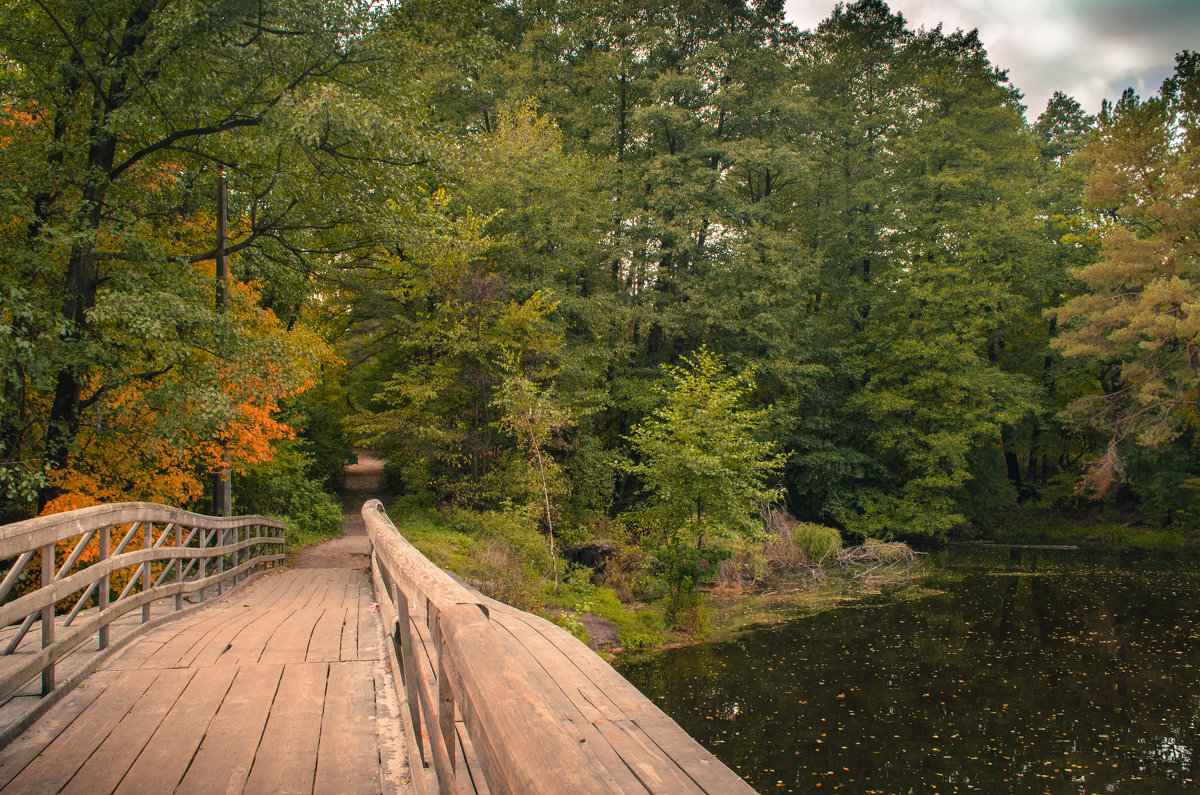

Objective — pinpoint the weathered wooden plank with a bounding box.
[190,572,319,667]
[373,656,413,795]
[133,569,293,669]
[438,603,640,795]
[306,607,349,663]
[372,562,434,795]
[357,577,381,661]
[315,661,383,795]
[256,570,343,665]
[54,668,196,795]
[1,668,162,794]
[0,669,120,790]
[175,663,284,794]
[475,613,705,793]
[487,603,752,792]
[110,664,238,794]
[585,714,707,794]
[243,662,329,795]
[340,571,365,662]
[454,720,489,795]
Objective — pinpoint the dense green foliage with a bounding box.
[0,0,433,520]
[3,0,1198,615]
[340,0,1197,551]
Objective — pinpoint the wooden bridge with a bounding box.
[0,496,754,794]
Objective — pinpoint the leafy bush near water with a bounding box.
[792,523,843,562]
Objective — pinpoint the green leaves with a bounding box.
[626,349,785,542]
[1050,52,1200,493]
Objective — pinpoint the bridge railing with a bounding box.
[0,503,286,705]
[364,499,753,795]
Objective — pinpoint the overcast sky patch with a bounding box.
[783,0,1200,120]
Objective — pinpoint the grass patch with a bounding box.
[704,563,923,644]
[540,567,667,650]
[285,522,343,556]
[386,496,482,573]
[385,499,667,650]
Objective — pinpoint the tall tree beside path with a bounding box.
[0,0,436,518]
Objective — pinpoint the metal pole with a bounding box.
[214,167,232,517]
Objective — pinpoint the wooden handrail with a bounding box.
[364,500,754,795]
[0,503,286,705]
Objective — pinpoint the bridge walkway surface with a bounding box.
[0,456,409,794]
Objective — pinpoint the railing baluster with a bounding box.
[116,568,141,603]
[216,527,224,596]
[437,651,457,773]
[4,613,36,655]
[64,580,99,626]
[0,549,35,604]
[54,529,95,581]
[394,585,424,762]
[40,543,54,695]
[111,521,141,557]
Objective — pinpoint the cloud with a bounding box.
[783,0,1197,119]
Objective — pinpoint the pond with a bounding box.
[615,547,1200,793]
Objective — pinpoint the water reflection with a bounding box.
[616,548,1200,793]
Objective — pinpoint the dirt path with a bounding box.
[294,451,385,570]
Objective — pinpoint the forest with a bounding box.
[1,0,1198,629]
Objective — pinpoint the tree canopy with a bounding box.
[4,0,1197,547]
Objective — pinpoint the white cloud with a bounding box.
[783,0,1198,120]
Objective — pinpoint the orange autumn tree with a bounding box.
[40,275,328,515]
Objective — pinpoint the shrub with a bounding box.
[792,522,842,562]
[237,443,343,551]
[665,591,710,636]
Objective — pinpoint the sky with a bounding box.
[783,0,1200,120]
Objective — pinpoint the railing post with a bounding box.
[393,585,424,762]
[438,652,457,773]
[198,527,206,604]
[175,522,183,611]
[41,543,55,695]
[216,527,225,596]
[99,525,110,650]
[142,522,152,622]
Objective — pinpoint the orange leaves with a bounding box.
[0,103,41,148]
[38,272,327,513]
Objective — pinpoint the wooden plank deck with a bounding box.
[0,564,409,794]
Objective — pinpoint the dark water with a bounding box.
[615,548,1200,793]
